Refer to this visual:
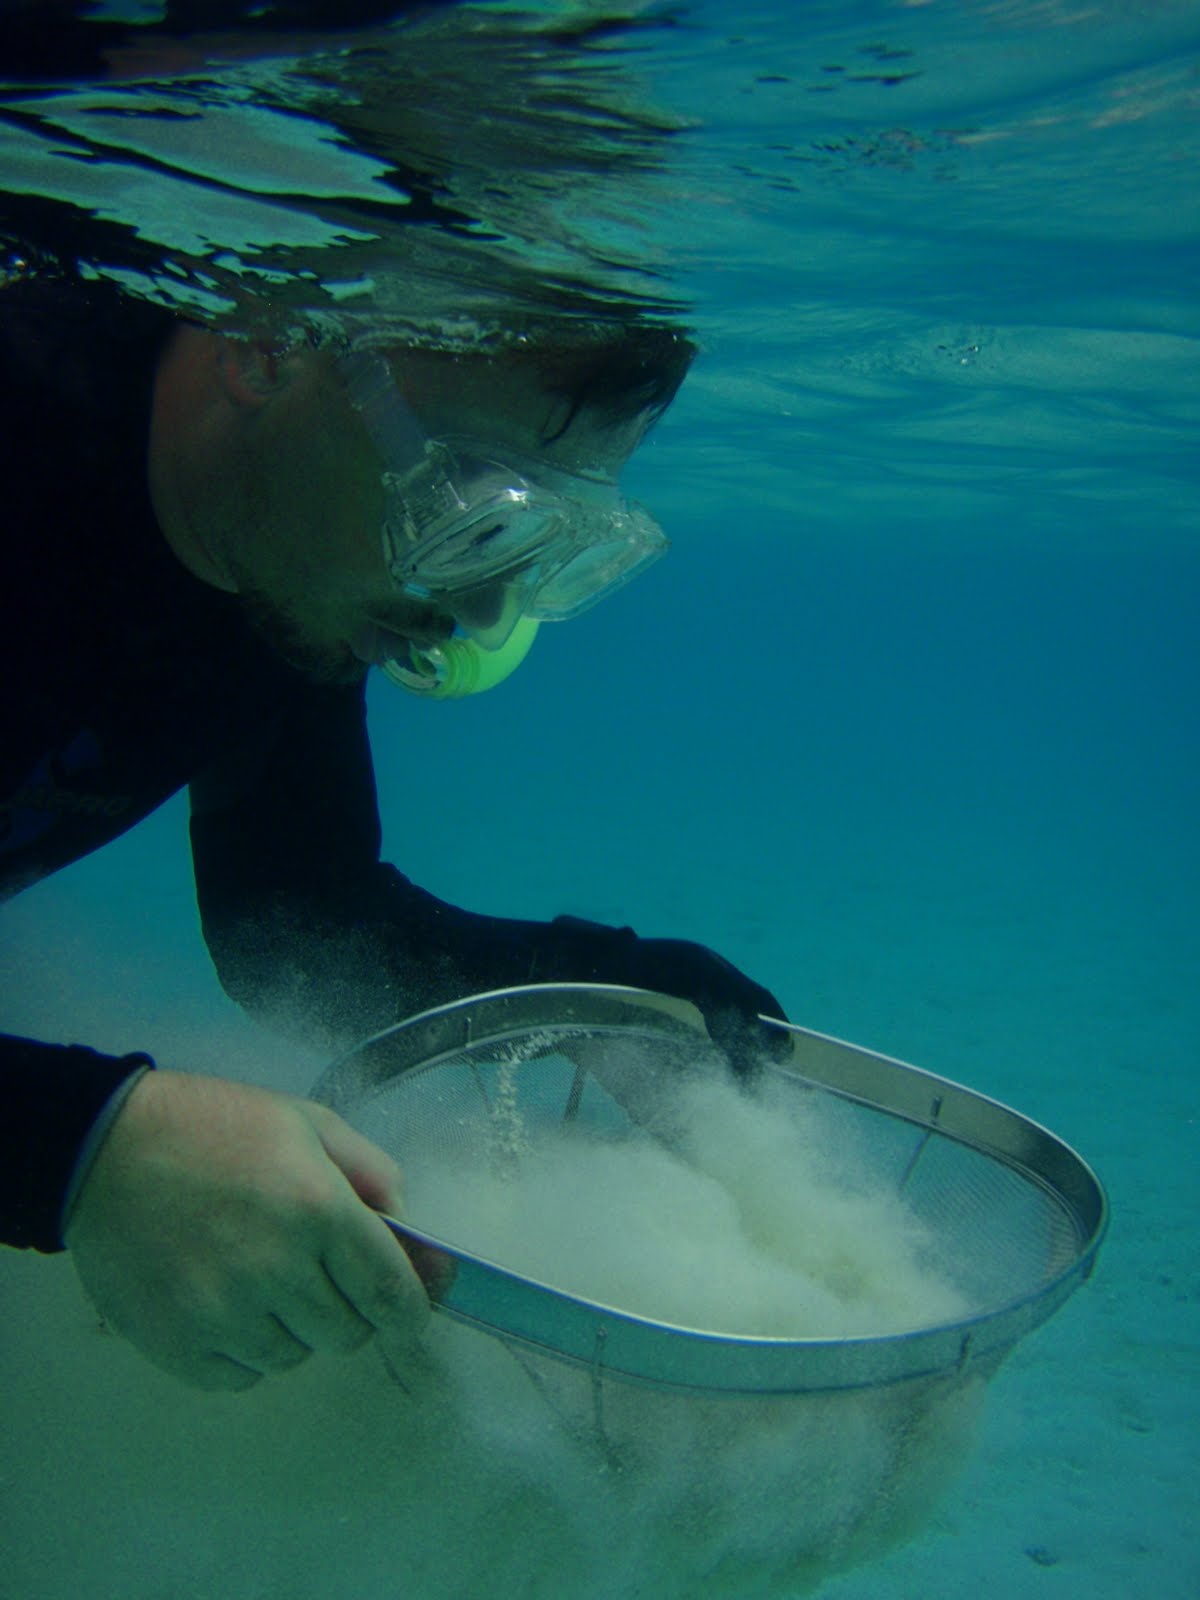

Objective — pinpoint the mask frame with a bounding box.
[338,348,668,653]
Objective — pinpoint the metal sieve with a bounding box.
[310,984,1107,1397]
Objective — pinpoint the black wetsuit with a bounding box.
[0,277,583,1252]
[0,275,784,1256]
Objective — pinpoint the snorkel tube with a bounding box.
[382,614,539,699]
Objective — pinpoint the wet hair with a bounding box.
[322,311,697,442]
[532,323,697,441]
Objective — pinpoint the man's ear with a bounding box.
[214,336,297,409]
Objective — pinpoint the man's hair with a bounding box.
[318,314,697,439]
[534,323,697,440]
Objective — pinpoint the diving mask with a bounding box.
[338,350,669,663]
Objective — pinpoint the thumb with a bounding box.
[300,1101,405,1214]
[301,1102,452,1300]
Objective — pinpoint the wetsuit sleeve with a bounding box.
[189,679,787,1065]
[0,1035,153,1252]
[188,679,619,1051]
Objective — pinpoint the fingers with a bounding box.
[118,1301,315,1392]
[65,1073,430,1394]
[122,1253,384,1390]
[643,939,789,1078]
[156,1350,265,1393]
[157,1343,305,1394]
[629,937,787,1032]
[270,1264,377,1357]
[299,1104,433,1362]
[181,1180,427,1381]
[704,1006,781,1082]
[303,1100,406,1213]
[322,1204,430,1363]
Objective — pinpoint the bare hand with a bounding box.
[63,1071,428,1391]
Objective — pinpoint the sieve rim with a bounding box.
[311,984,1108,1396]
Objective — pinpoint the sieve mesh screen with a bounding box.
[312,985,1106,1396]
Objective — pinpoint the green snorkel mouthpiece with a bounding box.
[382,614,539,699]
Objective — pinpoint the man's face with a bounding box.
[219,346,654,685]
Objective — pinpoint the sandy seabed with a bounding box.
[1,1232,986,1600]
[3,670,1196,1600]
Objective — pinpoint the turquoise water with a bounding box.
[2,2,1198,1596]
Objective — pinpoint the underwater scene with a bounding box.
[1,2,1197,1597]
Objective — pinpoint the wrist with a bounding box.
[550,914,640,984]
[60,1056,155,1242]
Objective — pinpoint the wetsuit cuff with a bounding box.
[0,1038,157,1252]
[59,1058,154,1242]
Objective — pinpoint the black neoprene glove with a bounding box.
[551,915,789,1081]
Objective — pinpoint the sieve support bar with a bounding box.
[760,1016,1108,1248]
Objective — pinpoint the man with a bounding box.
[1,268,785,1392]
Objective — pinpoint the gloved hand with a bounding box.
[64,1070,429,1391]
[552,915,789,1080]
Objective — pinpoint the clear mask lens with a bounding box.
[384,452,564,594]
[341,350,668,650]
[530,510,667,620]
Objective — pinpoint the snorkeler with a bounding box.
[0,279,786,1392]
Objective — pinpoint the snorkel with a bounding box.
[381,613,539,699]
